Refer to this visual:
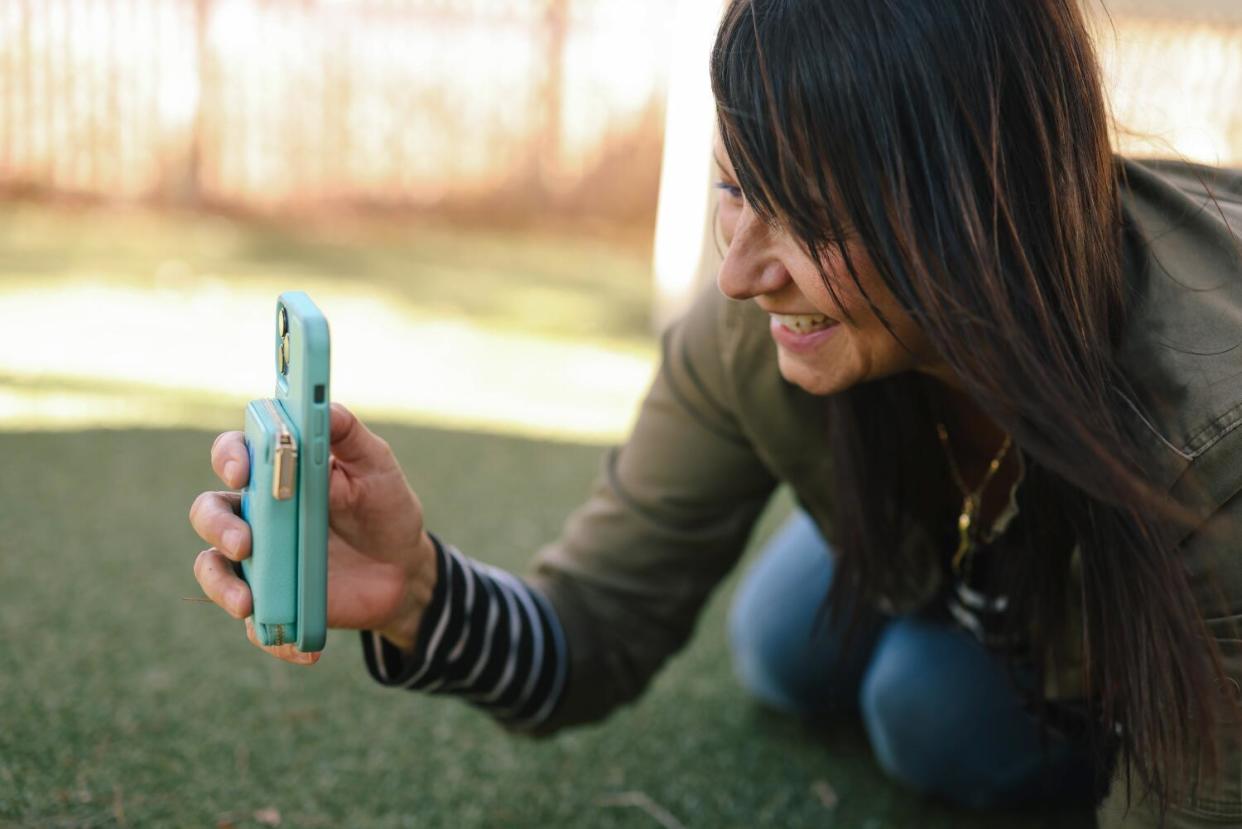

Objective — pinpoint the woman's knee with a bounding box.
[859,622,967,797]
[858,618,1063,809]
[864,618,1008,805]
[728,511,880,715]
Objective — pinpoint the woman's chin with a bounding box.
[776,352,853,396]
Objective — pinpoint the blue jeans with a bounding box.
[728,510,1100,810]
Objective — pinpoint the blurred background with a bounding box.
[0,2,1239,827]
[0,0,674,442]
[0,0,1239,440]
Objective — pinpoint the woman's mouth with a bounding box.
[771,312,836,334]
[769,313,841,353]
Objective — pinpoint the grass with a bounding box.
[0,204,1093,826]
[0,424,1094,828]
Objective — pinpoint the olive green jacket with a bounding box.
[526,158,1242,827]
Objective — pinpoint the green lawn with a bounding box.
[0,424,1095,828]
[0,204,1094,826]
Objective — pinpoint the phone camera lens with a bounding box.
[278,306,289,337]
[279,335,291,374]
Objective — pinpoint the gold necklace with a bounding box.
[934,420,1013,575]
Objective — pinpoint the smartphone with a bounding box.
[239,292,331,652]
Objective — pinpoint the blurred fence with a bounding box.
[0,1,1239,223]
[0,0,671,220]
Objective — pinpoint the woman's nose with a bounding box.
[716,205,791,300]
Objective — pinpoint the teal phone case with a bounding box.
[240,399,301,647]
[237,292,330,652]
[273,292,331,652]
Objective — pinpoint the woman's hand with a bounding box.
[189,402,438,665]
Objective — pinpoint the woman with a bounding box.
[189,0,1242,824]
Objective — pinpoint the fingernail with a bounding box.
[224,529,245,556]
[223,461,240,485]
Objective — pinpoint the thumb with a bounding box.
[328,402,391,468]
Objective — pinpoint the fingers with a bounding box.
[204,431,320,668]
[188,490,250,561]
[194,548,253,619]
[211,430,250,490]
[328,402,393,468]
[194,549,320,666]
[245,617,322,666]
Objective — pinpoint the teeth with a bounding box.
[773,313,835,334]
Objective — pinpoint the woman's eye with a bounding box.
[714,181,743,201]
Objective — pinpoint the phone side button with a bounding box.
[313,438,326,465]
[314,409,326,436]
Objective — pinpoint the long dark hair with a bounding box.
[712,0,1236,814]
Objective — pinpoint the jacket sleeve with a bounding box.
[1096,484,1242,827]
[521,283,779,734]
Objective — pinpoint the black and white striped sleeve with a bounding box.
[359,534,569,731]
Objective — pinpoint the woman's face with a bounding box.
[713,138,946,395]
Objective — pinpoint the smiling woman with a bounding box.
[189,1,1242,826]
[711,136,939,396]
[707,0,1242,822]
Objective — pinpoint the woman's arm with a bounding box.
[359,282,778,734]
[521,282,778,732]
[362,535,567,731]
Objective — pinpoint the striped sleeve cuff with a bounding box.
[360,534,568,731]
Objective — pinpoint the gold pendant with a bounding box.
[951,497,975,573]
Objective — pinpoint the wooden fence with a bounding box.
[0,1,1238,219]
[0,0,671,216]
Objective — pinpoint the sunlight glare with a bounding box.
[0,277,656,444]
